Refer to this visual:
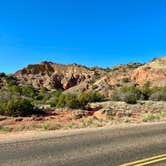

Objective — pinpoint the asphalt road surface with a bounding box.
[0,123,166,166]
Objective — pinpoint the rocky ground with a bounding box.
[0,100,166,133]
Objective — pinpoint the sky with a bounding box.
[0,0,166,73]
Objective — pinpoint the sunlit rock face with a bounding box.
[10,56,166,95]
[14,61,95,90]
[131,57,166,86]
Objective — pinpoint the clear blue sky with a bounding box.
[0,0,166,73]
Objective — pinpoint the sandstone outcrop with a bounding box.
[2,56,166,95]
[131,57,166,86]
[14,61,96,90]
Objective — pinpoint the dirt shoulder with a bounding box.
[0,121,165,144]
[0,101,166,135]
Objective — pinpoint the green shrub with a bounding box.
[0,125,13,132]
[111,84,166,103]
[6,98,34,117]
[82,92,103,108]
[15,125,26,131]
[149,91,166,101]
[78,92,104,108]
[6,76,17,86]
[8,85,22,95]
[142,113,160,122]
[0,98,43,117]
[111,86,140,104]
[65,122,77,129]
[120,92,137,104]
[120,86,141,98]
[65,94,80,109]
[35,87,51,101]
[0,102,6,115]
[21,85,37,98]
[140,82,152,100]
[161,112,166,117]
[52,91,104,109]
[56,94,66,108]
[43,123,50,130]
[54,123,62,130]
[49,91,63,107]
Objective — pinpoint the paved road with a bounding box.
[0,123,166,166]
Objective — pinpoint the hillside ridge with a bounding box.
[0,56,165,95]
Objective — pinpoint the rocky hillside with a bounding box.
[131,57,166,86]
[1,56,165,95]
[89,63,143,95]
[14,61,106,90]
[90,57,166,95]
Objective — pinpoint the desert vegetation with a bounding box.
[0,78,166,118]
[0,57,166,133]
[50,91,104,109]
[0,81,105,116]
[111,83,166,104]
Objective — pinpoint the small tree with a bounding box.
[111,86,140,104]
[140,82,152,100]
